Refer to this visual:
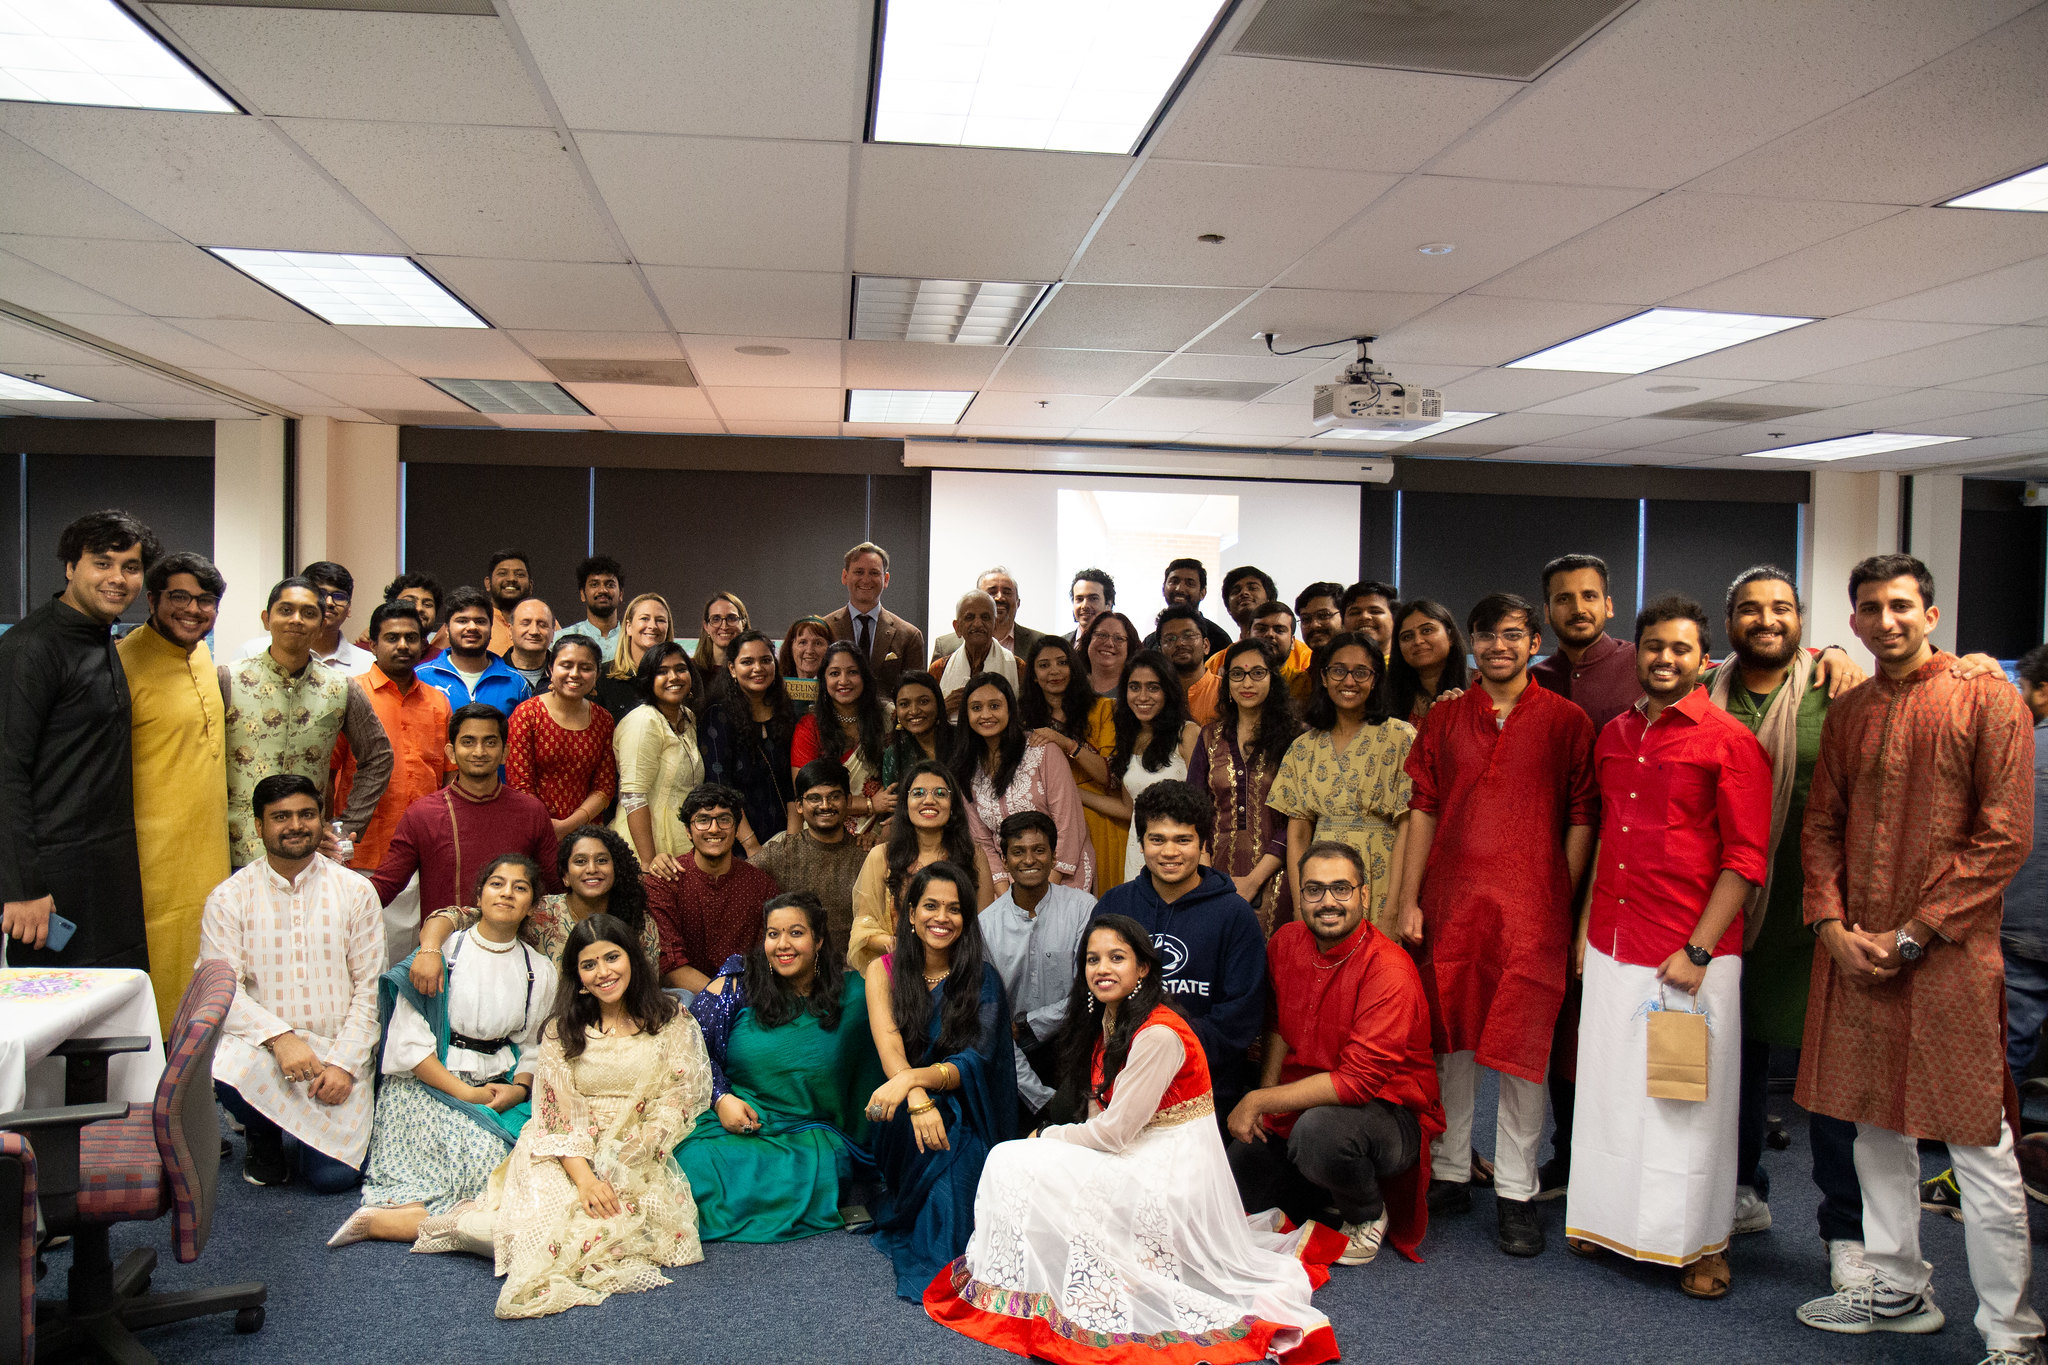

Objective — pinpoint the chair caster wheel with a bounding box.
[235,1306,265,1334]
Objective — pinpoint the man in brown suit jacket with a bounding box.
[822,541,925,696]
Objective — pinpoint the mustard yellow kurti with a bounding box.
[117,624,230,1032]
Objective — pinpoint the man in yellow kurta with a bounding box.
[118,552,231,1031]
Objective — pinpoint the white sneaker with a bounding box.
[1337,1211,1389,1266]
[1732,1185,1772,1235]
[1797,1278,1945,1335]
[1828,1238,1873,1292]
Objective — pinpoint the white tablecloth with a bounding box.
[0,968,166,1115]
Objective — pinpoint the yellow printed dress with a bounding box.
[1268,721,1416,937]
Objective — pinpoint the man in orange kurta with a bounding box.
[1795,554,2042,1353]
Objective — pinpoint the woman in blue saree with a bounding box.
[861,861,1016,1299]
[679,890,885,1241]
[329,853,554,1247]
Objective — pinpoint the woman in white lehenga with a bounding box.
[927,914,1345,1365]
[412,913,713,1320]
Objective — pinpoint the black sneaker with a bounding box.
[1496,1197,1544,1257]
[1531,1156,1569,1202]
[242,1146,289,1187]
[1919,1169,1962,1221]
[1426,1179,1472,1215]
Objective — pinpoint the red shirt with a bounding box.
[1587,687,1772,968]
[1530,632,1641,734]
[644,852,779,979]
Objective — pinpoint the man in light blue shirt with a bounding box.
[978,809,1096,1130]
[555,554,623,662]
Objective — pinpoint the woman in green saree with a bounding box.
[678,890,885,1241]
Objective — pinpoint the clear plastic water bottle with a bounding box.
[330,821,354,863]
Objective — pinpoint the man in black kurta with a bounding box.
[0,510,159,970]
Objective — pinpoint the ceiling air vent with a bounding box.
[1649,401,1824,422]
[540,359,697,388]
[1131,378,1277,403]
[1233,0,1639,82]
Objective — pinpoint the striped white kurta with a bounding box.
[198,854,383,1166]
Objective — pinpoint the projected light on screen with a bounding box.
[1058,490,1239,621]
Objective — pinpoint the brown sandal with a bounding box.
[1680,1251,1731,1299]
[1565,1236,1602,1259]
[1470,1149,1495,1186]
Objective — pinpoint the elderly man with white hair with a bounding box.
[938,588,1019,716]
[932,565,1045,663]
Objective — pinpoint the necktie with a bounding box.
[857,613,873,661]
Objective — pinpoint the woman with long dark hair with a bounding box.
[951,673,1093,897]
[1269,631,1415,935]
[506,635,617,840]
[611,640,703,874]
[1019,636,1120,892]
[877,670,956,816]
[697,628,797,852]
[1097,649,1200,883]
[415,824,662,977]
[928,914,1342,1362]
[411,913,712,1319]
[678,892,886,1242]
[848,758,992,972]
[1190,638,1306,934]
[861,862,1015,1299]
[1386,599,1468,726]
[790,640,894,834]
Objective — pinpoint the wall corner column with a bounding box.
[1806,470,1902,673]
[213,417,287,631]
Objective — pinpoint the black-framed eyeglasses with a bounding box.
[1301,881,1360,902]
[163,589,219,610]
[688,812,737,829]
[1323,664,1377,683]
[1226,666,1271,683]
[1471,629,1530,647]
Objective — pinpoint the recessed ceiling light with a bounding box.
[1942,162,2048,213]
[0,0,236,112]
[1646,384,1699,394]
[1741,431,1969,462]
[0,373,92,402]
[1507,308,1814,374]
[853,276,1050,346]
[1321,412,1496,443]
[869,0,1229,154]
[427,378,589,416]
[206,249,488,328]
[847,389,977,423]
[1417,243,1456,255]
[734,345,790,357]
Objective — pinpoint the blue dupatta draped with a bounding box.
[376,943,537,1145]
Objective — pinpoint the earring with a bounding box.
[579,986,591,995]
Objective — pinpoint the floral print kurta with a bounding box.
[1269,719,1416,937]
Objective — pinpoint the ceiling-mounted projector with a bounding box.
[1291,335,1441,432]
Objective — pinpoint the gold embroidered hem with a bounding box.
[1145,1092,1216,1131]
[1562,1226,1729,1268]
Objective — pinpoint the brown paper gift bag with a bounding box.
[1646,996,1709,1102]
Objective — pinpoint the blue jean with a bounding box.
[1737,1036,1862,1243]
[2004,947,2048,1079]
[216,1082,362,1194]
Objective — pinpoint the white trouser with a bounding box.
[1855,1120,2044,1349]
[1430,1050,1546,1202]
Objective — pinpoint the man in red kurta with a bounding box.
[1794,555,2042,1353]
[1226,842,1445,1268]
[1398,593,1595,1258]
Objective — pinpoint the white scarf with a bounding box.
[941,639,1017,715]
[1706,649,1813,948]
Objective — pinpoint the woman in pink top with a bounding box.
[948,673,1092,894]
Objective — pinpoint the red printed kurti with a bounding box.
[1795,653,2035,1146]
[505,696,617,821]
[1404,680,1596,1081]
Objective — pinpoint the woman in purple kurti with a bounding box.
[1188,639,1304,934]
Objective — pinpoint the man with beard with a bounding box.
[417,586,532,719]
[556,554,624,661]
[1143,558,1230,655]
[1340,581,1397,658]
[1295,582,1346,655]
[1154,605,1211,693]
[374,571,445,662]
[484,548,531,656]
[1565,596,1770,1299]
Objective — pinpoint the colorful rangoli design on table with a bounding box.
[0,969,98,1001]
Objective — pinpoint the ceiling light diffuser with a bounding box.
[206,249,488,328]
[0,0,235,112]
[853,276,1050,345]
[847,389,976,423]
[1507,308,1814,374]
[1942,162,2048,213]
[427,378,589,416]
[0,373,92,402]
[870,0,1228,154]
[1741,432,1969,462]
[1320,412,1496,443]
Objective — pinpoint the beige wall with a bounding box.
[296,417,399,640]
[1906,472,1963,655]
[212,417,287,641]
[1804,470,1901,673]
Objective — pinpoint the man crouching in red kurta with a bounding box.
[1795,553,2044,1361]
[1225,841,1447,1268]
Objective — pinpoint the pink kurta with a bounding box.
[965,740,1094,893]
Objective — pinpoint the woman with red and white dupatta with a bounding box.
[927,914,1343,1365]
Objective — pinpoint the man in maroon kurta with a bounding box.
[1795,555,2041,1351]
[1399,593,1595,1258]
[648,782,779,992]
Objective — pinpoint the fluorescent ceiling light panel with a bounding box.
[1507,308,1814,374]
[853,276,1050,345]
[428,378,589,416]
[205,249,487,328]
[1741,432,1969,462]
[871,0,1228,154]
[1943,162,2048,212]
[0,0,235,112]
[847,389,977,423]
[1322,412,1496,443]
[0,373,92,402]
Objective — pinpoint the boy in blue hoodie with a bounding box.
[1096,780,1268,1112]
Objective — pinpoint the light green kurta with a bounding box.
[225,650,352,867]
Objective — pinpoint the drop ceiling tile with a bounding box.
[1644,419,1867,457]
[1155,352,1327,383]
[0,364,199,405]
[1018,285,1251,353]
[960,392,1110,427]
[0,246,137,316]
[984,348,1169,396]
[281,120,623,261]
[0,237,304,321]
[1573,448,1722,466]
[340,326,553,380]
[0,135,178,242]
[579,133,849,271]
[724,419,843,436]
[704,386,844,421]
[1446,413,1616,444]
[1089,396,1246,431]
[172,320,404,375]
[0,400,155,418]
[844,342,1003,391]
[608,417,728,434]
[642,268,845,339]
[1073,162,1403,288]
[511,0,866,140]
[1709,380,1896,410]
[1806,388,2043,431]
[418,258,666,332]
[155,7,552,126]
[560,383,714,420]
[1191,404,1327,437]
[42,314,246,370]
[1526,375,1767,417]
[1377,295,1633,368]
[1535,416,1729,449]
[1800,326,2048,388]
[0,317,118,367]
[509,331,684,361]
[1066,428,1190,443]
[1947,362,2048,396]
[1183,288,1447,358]
[1286,177,1652,294]
[1851,258,2048,327]
[1905,399,2048,438]
[853,145,1129,281]
[1151,56,1516,172]
[676,337,842,388]
[954,424,1077,440]
[1434,367,1619,410]
[285,372,471,411]
[1659,319,1990,382]
[193,368,358,410]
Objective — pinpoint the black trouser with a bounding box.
[1228,1101,1421,1226]
[1546,974,1581,1169]
[1735,1036,1863,1243]
[1019,1037,1077,1131]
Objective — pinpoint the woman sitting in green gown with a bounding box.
[678,891,884,1241]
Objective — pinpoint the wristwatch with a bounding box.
[1894,929,1925,963]
[1683,944,1711,968]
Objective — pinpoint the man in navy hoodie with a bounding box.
[1096,779,1268,1112]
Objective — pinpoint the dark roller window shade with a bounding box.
[403,462,590,613]
[1397,490,1640,640]
[26,453,213,626]
[1641,500,1800,655]
[1956,505,2045,660]
[0,454,20,624]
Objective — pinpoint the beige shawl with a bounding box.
[1707,650,1813,948]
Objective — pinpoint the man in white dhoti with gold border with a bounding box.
[1565,597,1773,1299]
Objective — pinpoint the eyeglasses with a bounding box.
[906,785,951,802]
[707,613,743,626]
[1301,881,1359,902]
[1471,629,1530,647]
[799,792,844,806]
[1226,666,1271,683]
[315,590,351,607]
[1301,609,1341,625]
[688,813,737,830]
[1323,665,1377,683]
[163,589,219,610]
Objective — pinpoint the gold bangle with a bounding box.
[907,1098,937,1116]
[939,1062,958,1090]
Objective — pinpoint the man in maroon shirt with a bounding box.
[1564,596,1771,1300]
[1226,841,1445,1269]
[647,782,779,993]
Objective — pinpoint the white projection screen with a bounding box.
[927,470,1361,642]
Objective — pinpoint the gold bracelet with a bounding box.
[938,1062,958,1090]
[907,1097,937,1116]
